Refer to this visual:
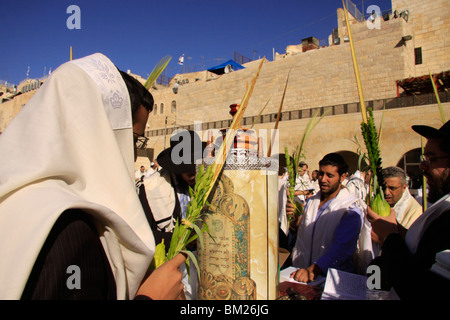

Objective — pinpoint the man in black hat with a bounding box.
[136,129,206,300]
[137,129,207,248]
[367,120,450,299]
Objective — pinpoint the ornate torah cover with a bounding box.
[198,163,279,300]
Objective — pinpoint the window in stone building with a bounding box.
[414,47,422,65]
[154,104,157,115]
[171,100,176,113]
[396,148,422,190]
[160,103,164,114]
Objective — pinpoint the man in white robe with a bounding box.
[345,170,370,203]
[367,120,450,299]
[0,53,185,300]
[382,166,422,229]
[291,153,372,282]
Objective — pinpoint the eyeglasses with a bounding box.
[133,132,149,150]
[420,154,449,164]
[385,185,403,192]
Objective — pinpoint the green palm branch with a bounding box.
[150,58,265,278]
[285,107,330,223]
[144,55,172,90]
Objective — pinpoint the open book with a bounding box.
[320,268,367,300]
[430,249,450,281]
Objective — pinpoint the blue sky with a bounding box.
[0,0,393,85]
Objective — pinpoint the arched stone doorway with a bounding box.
[396,148,422,191]
[336,150,361,175]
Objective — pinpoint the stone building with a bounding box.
[1,0,449,192]
[142,0,449,191]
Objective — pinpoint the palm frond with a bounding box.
[268,69,291,156]
[343,0,388,214]
[294,107,330,170]
[284,107,330,224]
[208,58,265,186]
[429,70,446,123]
[421,137,428,212]
[342,0,367,124]
[152,58,265,275]
[144,55,172,90]
[377,102,386,145]
[250,97,271,129]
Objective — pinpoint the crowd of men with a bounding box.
[0,53,448,300]
[279,121,450,299]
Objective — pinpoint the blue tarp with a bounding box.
[207,60,245,74]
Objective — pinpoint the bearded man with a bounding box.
[290,153,371,282]
[367,120,450,299]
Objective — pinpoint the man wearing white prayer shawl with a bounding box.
[382,166,422,230]
[291,153,372,283]
[345,169,370,203]
[0,53,185,300]
[367,120,450,299]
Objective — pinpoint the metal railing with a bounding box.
[146,92,450,137]
[345,0,363,21]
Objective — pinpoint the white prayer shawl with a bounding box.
[294,173,311,205]
[143,169,177,232]
[142,169,197,299]
[345,170,368,202]
[0,53,155,299]
[292,187,372,273]
[405,193,450,254]
[278,177,289,236]
[136,169,147,180]
[393,187,423,229]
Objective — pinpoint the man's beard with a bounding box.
[320,182,341,198]
[428,169,450,204]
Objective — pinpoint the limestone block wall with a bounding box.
[392,0,450,75]
[275,102,450,173]
[146,16,415,159]
[137,101,450,176]
[0,91,36,132]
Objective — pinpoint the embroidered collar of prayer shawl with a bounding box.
[393,187,413,223]
[0,53,154,299]
[405,193,450,254]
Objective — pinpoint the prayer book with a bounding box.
[430,250,450,281]
[320,268,367,300]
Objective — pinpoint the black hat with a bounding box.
[412,120,450,141]
[156,130,207,175]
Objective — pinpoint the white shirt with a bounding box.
[0,53,155,299]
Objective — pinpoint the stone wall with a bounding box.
[0,90,36,132]
[145,14,417,159]
[392,0,450,75]
[277,102,450,171]
[1,0,448,182]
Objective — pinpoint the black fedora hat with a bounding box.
[157,130,207,174]
[412,120,450,140]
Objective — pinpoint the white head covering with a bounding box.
[0,53,155,299]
